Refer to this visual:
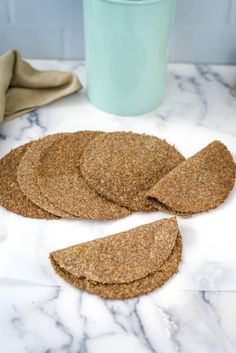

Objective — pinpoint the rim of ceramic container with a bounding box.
[102,0,166,5]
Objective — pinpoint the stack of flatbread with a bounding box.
[0,131,185,219]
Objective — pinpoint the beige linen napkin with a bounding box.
[0,50,82,123]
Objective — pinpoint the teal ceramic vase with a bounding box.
[83,0,176,116]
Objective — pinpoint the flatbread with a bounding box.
[17,134,73,218]
[50,217,182,299]
[147,141,236,215]
[37,131,131,220]
[50,234,182,300]
[50,217,178,283]
[80,132,184,212]
[0,144,57,219]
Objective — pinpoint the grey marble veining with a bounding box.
[0,60,236,353]
[1,279,236,353]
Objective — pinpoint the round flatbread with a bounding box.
[80,132,184,212]
[50,234,182,300]
[50,217,182,299]
[37,131,131,220]
[50,217,179,283]
[0,144,57,219]
[17,134,72,218]
[147,141,236,215]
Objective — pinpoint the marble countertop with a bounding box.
[0,60,236,353]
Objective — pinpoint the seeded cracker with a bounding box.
[37,131,131,220]
[50,218,182,299]
[80,132,185,212]
[147,141,236,215]
[17,134,72,218]
[0,144,56,219]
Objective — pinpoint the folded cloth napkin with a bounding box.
[0,50,82,123]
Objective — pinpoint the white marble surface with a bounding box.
[0,60,236,353]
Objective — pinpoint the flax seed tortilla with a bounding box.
[50,234,182,300]
[37,131,131,220]
[0,144,57,219]
[17,134,72,218]
[80,132,185,212]
[50,217,182,299]
[147,141,236,215]
[50,217,178,283]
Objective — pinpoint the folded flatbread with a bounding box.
[50,217,182,299]
[147,141,235,215]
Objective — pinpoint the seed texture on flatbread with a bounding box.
[80,132,185,212]
[37,131,131,220]
[0,144,57,219]
[147,141,236,215]
[17,134,73,218]
[50,217,182,299]
[50,234,182,300]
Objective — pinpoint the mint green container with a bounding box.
[84,0,176,116]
